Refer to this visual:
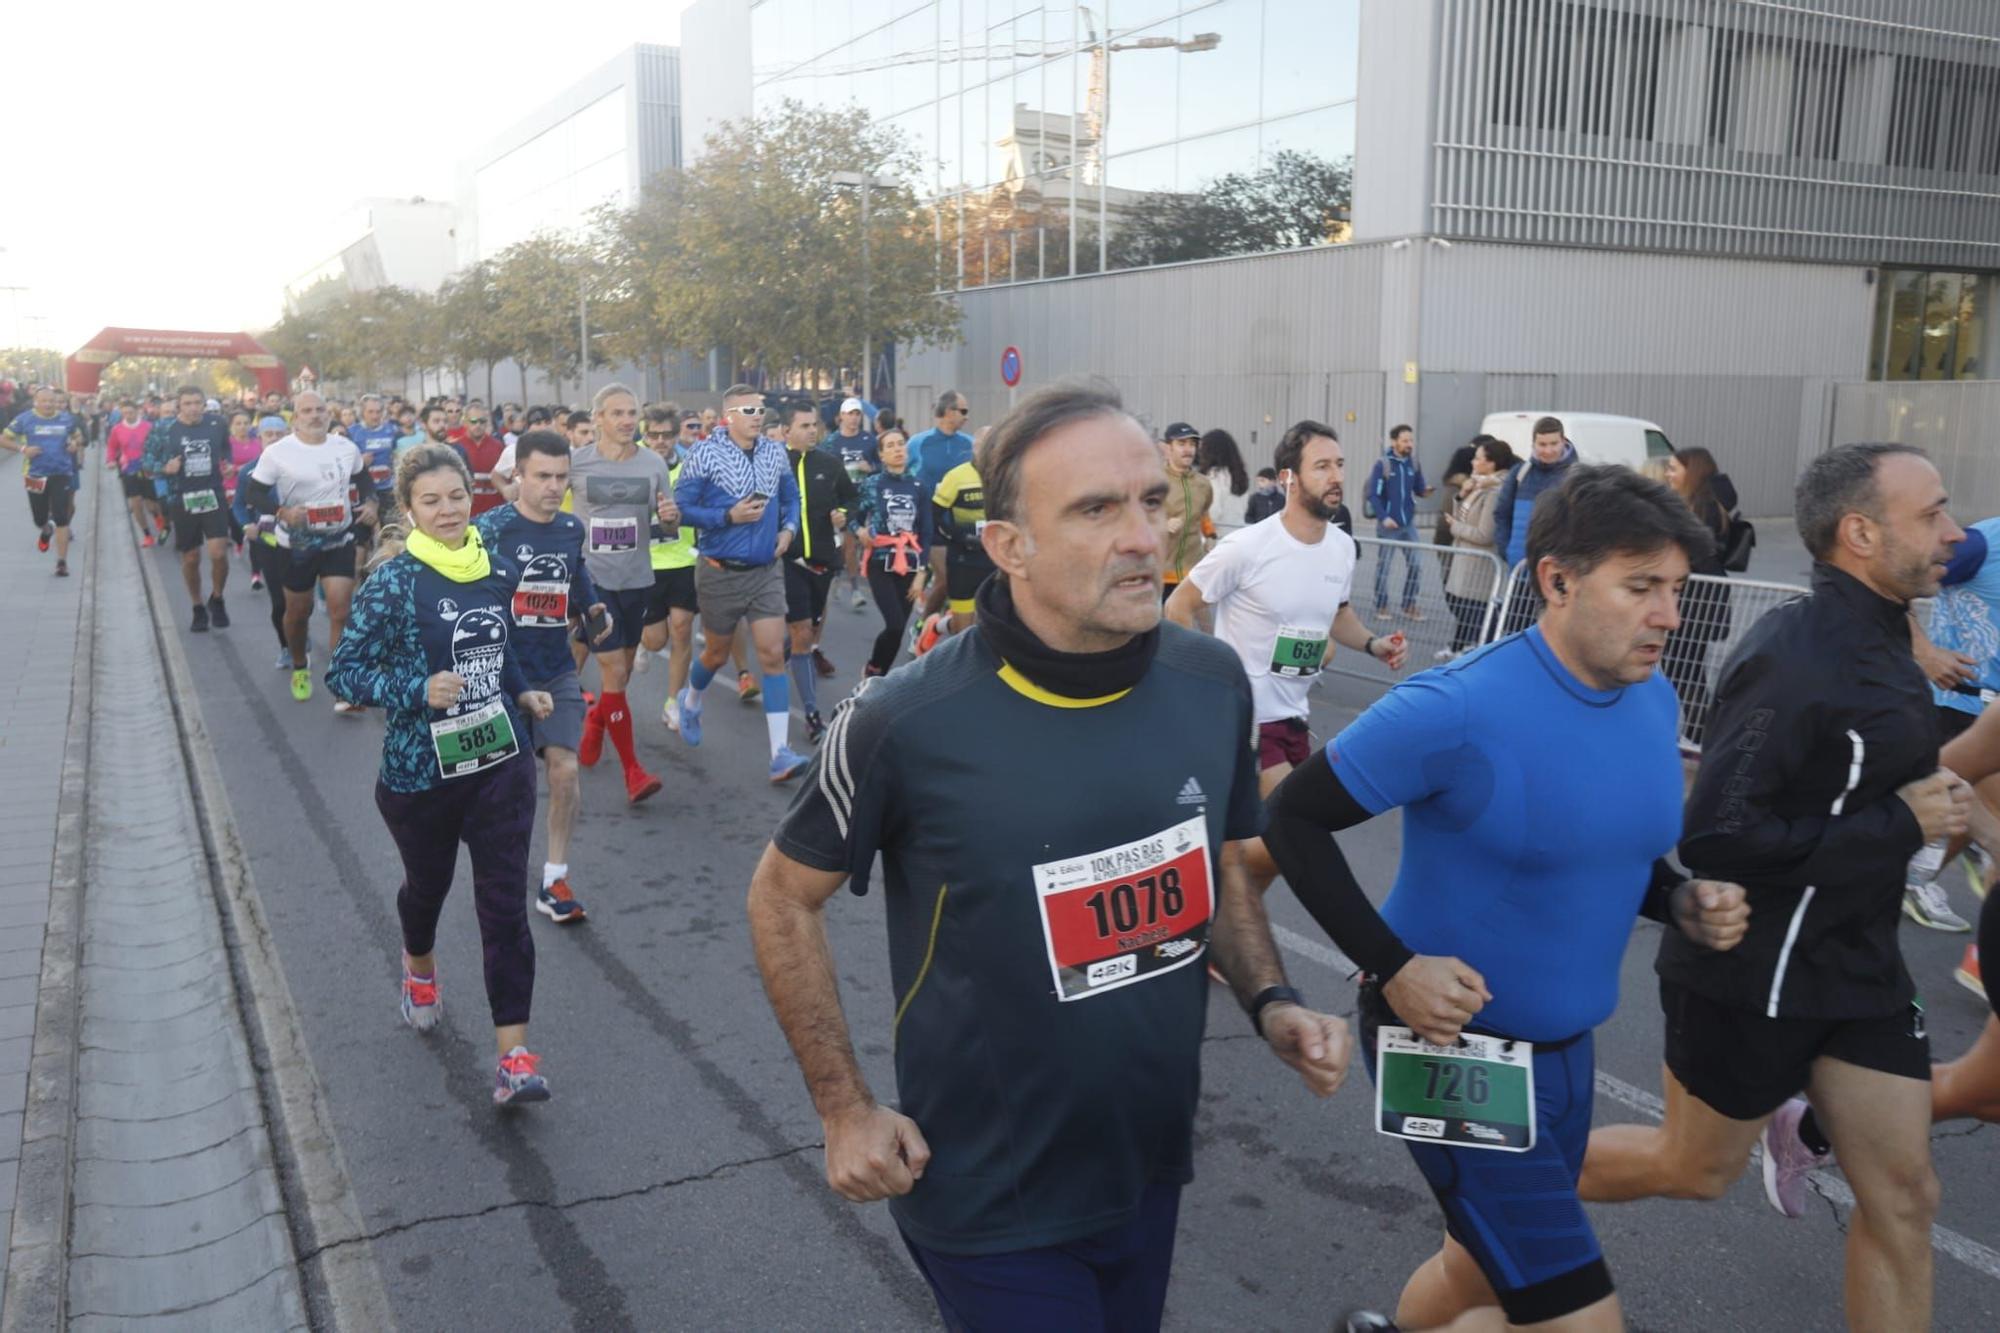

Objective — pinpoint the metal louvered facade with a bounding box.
[1429,0,2000,268]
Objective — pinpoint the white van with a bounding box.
[1479,411,1676,470]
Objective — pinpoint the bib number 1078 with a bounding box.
[1082,869,1187,938]
[1034,816,1213,1002]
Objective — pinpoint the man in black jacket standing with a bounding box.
[1579,442,1971,1332]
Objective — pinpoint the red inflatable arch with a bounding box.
[64,328,289,399]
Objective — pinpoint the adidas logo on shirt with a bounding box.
[1177,777,1205,806]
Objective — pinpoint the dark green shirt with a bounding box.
[775,622,1263,1255]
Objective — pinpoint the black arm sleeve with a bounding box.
[240,475,278,516]
[1639,857,1684,925]
[1263,749,1416,979]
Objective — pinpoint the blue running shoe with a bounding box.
[678,686,703,746]
[535,878,586,924]
[769,745,810,784]
[493,1046,550,1106]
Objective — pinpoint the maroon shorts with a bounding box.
[1257,718,1311,772]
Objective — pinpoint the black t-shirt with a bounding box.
[774,622,1264,1255]
[155,415,233,502]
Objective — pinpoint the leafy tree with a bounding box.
[489,233,597,402]
[437,262,512,402]
[630,99,960,388]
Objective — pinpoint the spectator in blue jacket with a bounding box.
[1491,415,1579,635]
[1366,425,1432,619]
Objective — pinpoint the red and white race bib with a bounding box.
[1034,816,1213,1001]
[511,581,569,627]
[305,502,348,531]
[23,475,46,494]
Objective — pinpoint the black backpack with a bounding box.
[1721,511,1755,573]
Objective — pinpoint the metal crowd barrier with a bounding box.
[1329,537,1807,752]
[1325,536,1511,689]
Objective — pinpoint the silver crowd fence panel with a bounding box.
[1324,537,1511,690]
[1328,538,1807,754]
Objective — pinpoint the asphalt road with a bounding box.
[167,546,1998,1332]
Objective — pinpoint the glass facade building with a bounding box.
[457,44,682,268]
[472,92,635,259]
[747,1,1360,287]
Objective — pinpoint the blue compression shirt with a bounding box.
[1327,627,1683,1042]
[350,421,401,497]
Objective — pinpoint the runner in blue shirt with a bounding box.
[2,386,86,575]
[1265,466,1749,1333]
[349,393,403,563]
[907,389,973,494]
[473,431,610,924]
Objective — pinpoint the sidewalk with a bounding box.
[0,468,88,1318]
[0,467,307,1327]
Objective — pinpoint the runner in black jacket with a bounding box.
[1579,443,1971,1333]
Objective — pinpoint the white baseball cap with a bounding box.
[839,397,866,414]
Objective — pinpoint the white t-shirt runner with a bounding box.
[1186,514,1358,724]
[248,435,365,551]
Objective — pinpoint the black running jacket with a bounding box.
[1658,563,1935,1019]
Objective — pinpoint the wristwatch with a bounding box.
[1247,984,1305,1038]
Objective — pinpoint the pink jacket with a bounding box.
[106,420,152,474]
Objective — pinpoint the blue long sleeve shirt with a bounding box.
[673,428,800,566]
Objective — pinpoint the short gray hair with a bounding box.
[591,382,637,414]
[977,380,1132,526]
[1795,442,1927,560]
[935,390,966,419]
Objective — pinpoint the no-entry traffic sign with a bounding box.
[1000,345,1022,387]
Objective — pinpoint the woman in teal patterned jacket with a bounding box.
[328,443,558,1108]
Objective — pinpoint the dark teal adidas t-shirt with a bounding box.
[775,621,1263,1256]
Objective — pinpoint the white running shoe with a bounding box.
[1903,880,1972,933]
[662,696,681,732]
[632,644,654,674]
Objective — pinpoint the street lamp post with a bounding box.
[832,170,901,408]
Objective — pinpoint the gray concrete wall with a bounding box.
[901,236,1876,514]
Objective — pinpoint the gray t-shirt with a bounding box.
[568,445,671,591]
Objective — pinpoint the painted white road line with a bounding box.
[1270,926,2000,1283]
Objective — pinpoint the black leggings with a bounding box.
[868,563,919,674]
[374,750,537,1027]
[250,542,287,645]
[1444,592,1486,653]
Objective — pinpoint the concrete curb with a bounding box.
[0,470,97,1332]
[131,503,398,1329]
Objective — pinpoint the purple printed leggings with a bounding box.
[373,749,537,1026]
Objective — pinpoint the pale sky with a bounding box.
[2,0,697,356]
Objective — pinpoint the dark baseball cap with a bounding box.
[1162,421,1199,441]
[1942,525,1989,587]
